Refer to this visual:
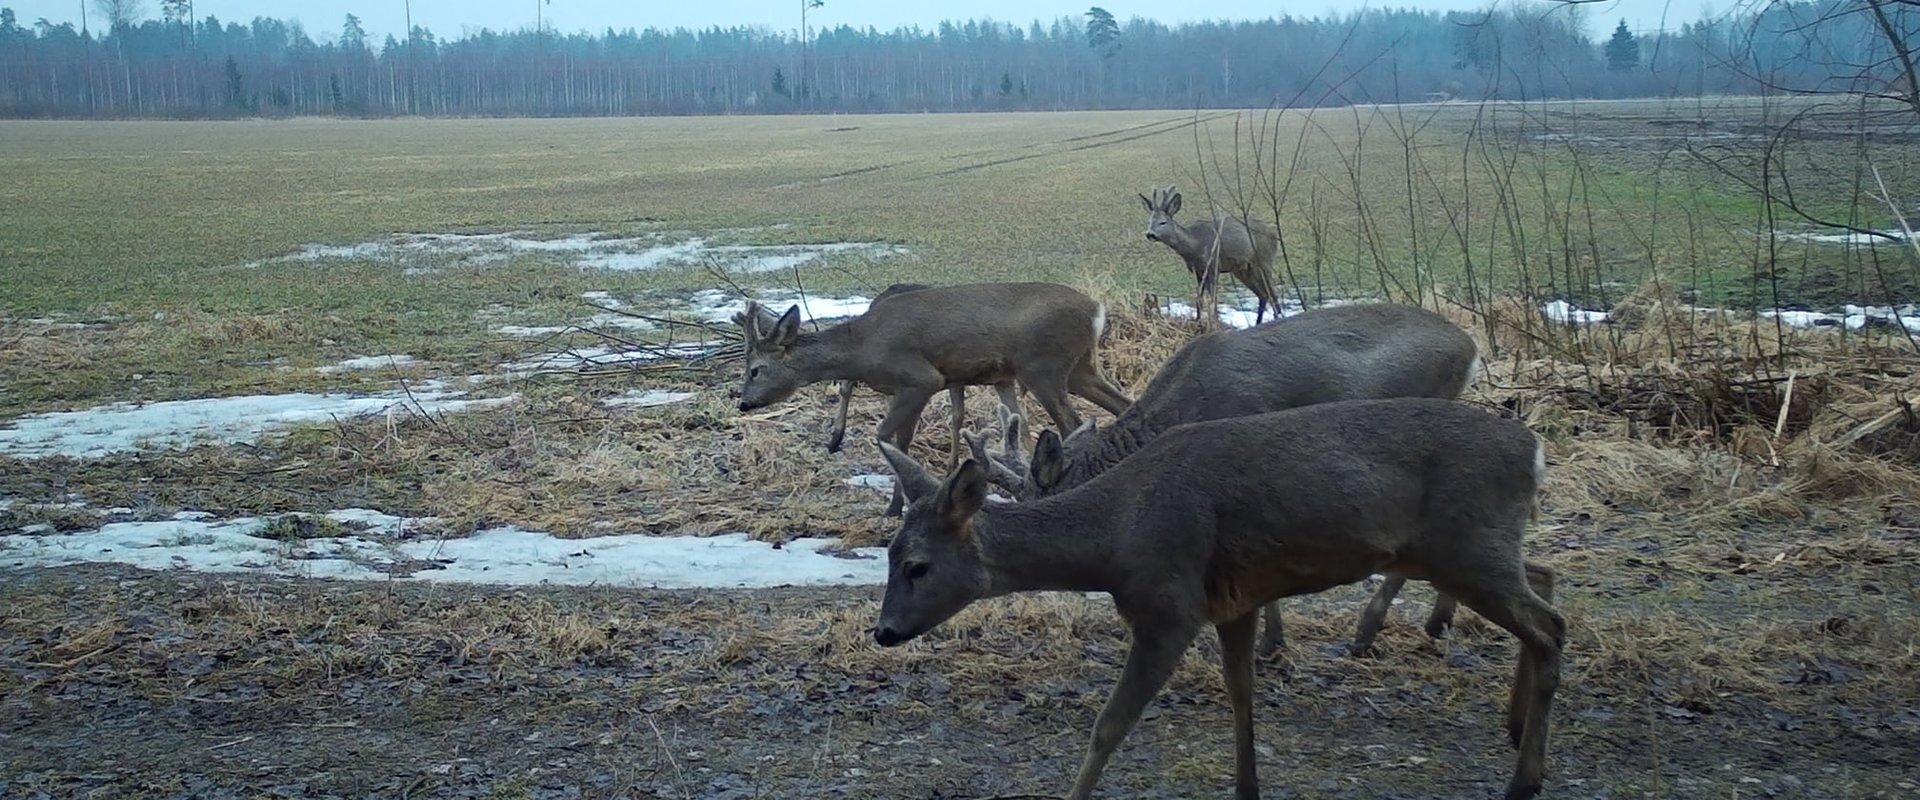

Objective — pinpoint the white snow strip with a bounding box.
[0,391,515,459]
[0,518,886,588]
[247,231,905,275]
[687,290,875,325]
[506,344,717,373]
[1158,295,1302,329]
[1542,300,1610,325]
[602,390,697,409]
[316,354,418,374]
[1774,230,1910,246]
[845,474,895,492]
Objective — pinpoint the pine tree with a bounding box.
[1605,20,1639,72]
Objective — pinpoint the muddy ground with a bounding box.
[3,518,1915,800]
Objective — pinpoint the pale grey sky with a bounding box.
[8,0,1722,41]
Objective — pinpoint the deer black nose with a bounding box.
[737,401,752,412]
[874,626,903,647]
[1145,233,1158,242]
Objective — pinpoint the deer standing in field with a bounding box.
[734,282,1131,516]
[822,284,1022,461]
[1142,185,1283,324]
[874,398,1564,800]
[967,303,1481,657]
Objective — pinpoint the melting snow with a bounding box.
[1761,304,1920,331]
[603,390,697,409]
[0,390,515,459]
[686,289,875,324]
[506,343,718,373]
[0,517,886,588]
[316,354,418,374]
[1774,230,1911,246]
[1158,295,1304,329]
[1542,300,1610,325]
[845,474,895,492]
[247,230,906,275]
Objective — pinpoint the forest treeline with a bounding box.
[0,2,1912,118]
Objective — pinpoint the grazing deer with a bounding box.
[968,304,1481,657]
[875,399,1564,800]
[823,284,1022,462]
[734,282,1131,515]
[1141,185,1282,324]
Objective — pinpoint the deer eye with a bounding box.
[748,366,762,380]
[905,562,930,581]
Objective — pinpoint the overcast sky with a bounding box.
[9,0,1720,41]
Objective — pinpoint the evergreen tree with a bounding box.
[1085,7,1120,59]
[1606,20,1640,72]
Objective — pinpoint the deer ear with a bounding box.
[1031,429,1066,491]
[937,459,988,528]
[878,442,940,502]
[1165,191,1182,216]
[769,305,802,348]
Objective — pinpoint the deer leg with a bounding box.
[1256,603,1284,659]
[1068,364,1132,417]
[1434,562,1565,800]
[1216,612,1262,800]
[1065,620,1198,800]
[1425,592,1459,640]
[1027,377,1082,434]
[944,386,965,474]
[874,388,935,517]
[993,381,1021,420]
[826,380,855,453]
[1351,575,1407,656]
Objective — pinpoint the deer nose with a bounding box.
[873,626,904,647]
[1144,232,1158,242]
[737,401,752,412]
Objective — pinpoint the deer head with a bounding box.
[733,301,804,412]
[1140,184,1183,243]
[872,442,992,647]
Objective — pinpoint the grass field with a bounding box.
[2,100,1919,799]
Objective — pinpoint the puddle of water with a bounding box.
[0,389,515,459]
[316,354,419,374]
[249,230,907,275]
[603,390,697,409]
[0,516,885,588]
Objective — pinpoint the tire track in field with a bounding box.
[773,113,1231,188]
[922,112,1234,178]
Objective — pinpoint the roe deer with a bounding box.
[875,399,1564,800]
[1142,185,1282,324]
[970,304,1480,656]
[823,283,1021,462]
[734,282,1131,515]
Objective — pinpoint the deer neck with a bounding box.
[784,325,866,384]
[971,492,1128,595]
[1059,414,1156,491]
[1163,219,1213,261]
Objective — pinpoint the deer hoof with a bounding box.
[1424,618,1452,640]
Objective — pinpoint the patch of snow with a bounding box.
[173,510,216,521]
[686,290,875,325]
[1542,300,1610,325]
[581,290,623,307]
[248,231,906,275]
[1774,230,1910,246]
[845,474,895,492]
[1158,295,1304,329]
[19,523,55,534]
[316,354,418,374]
[603,390,697,409]
[494,324,571,337]
[1761,304,1920,331]
[506,344,717,373]
[0,516,886,588]
[0,390,515,459]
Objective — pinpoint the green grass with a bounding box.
[0,99,1912,415]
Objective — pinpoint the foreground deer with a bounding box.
[823,284,1021,461]
[969,304,1480,656]
[1142,185,1282,324]
[735,282,1131,515]
[875,399,1564,800]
